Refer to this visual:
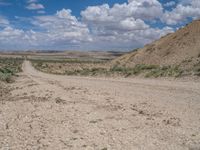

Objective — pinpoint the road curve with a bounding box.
[0,60,199,150]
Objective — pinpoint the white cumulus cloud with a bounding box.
[26,3,44,10]
[0,1,178,50]
[0,16,9,27]
[27,0,38,3]
[79,0,172,50]
[162,0,200,25]
[164,1,176,7]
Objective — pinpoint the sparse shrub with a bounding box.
[90,68,107,75]
[195,72,200,76]
[0,72,12,83]
[30,58,104,64]
[145,66,183,78]
[31,58,185,78]
[79,68,90,76]
[132,64,158,74]
[110,65,126,72]
[63,64,183,78]
[0,57,23,83]
[193,66,200,76]
[65,70,75,76]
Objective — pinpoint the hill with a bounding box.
[114,20,200,72]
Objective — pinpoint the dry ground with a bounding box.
[0,50,125,62]
[0,61,200,150]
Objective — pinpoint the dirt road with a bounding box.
[0,61,200,150]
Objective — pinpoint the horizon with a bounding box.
[0,49,129,53]
[0,0,199,51]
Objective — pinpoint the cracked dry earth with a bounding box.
[0,61,200,150]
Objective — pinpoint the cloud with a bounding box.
[26,3,44,10]
[0,0,11,6]
[0,16,9,27]
[32,9,91,42]
[27,0,38,3]
[81,0,163,23]
[0,27,24,38]
[0,9,92,50]
[79,0,172,50]
[162,0,200,25]
[0,27,27,49]
[119,18,149,31]
[0,1,176,50]
[164,1,176,7]
[37,10,45,14]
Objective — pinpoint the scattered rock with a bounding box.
[55,97,66,104]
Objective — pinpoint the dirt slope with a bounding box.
[0,61,200,149]
[114,20,200,67]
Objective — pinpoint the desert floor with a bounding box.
[0,61,200,150]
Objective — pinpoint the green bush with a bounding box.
[110,65,125,72]
[110,64,159,76]
[0,72,13,83]
[194,66,200,76]
[31,59,185,78]
[145,66,183,78]
[0,57,23,82]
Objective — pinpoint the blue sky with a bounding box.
[0,0,199,51]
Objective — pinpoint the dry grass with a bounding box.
[0,57,23,83]
[31,59,185,78]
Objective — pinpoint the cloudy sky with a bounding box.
[0,0,199,51]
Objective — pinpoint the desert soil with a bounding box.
[0,61,200,150]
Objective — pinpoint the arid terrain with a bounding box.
[0,60,200,150]
[114,20,200,65]
[0,20,200,150]
[1,0,200,149]
[113,20,200,77]
[28,20,200,79]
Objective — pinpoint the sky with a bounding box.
[0,0,199,51]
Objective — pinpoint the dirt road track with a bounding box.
[0,61,200,150]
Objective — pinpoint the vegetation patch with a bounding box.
[32,59,184,78]
[30,58,104,64]
[110,64,183,78]
[145,66,183,78]
[193,66,200,76]
[31,59,109,76]
[110,64,158,77]
[65,68,108,76]
[0,57,23,83]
